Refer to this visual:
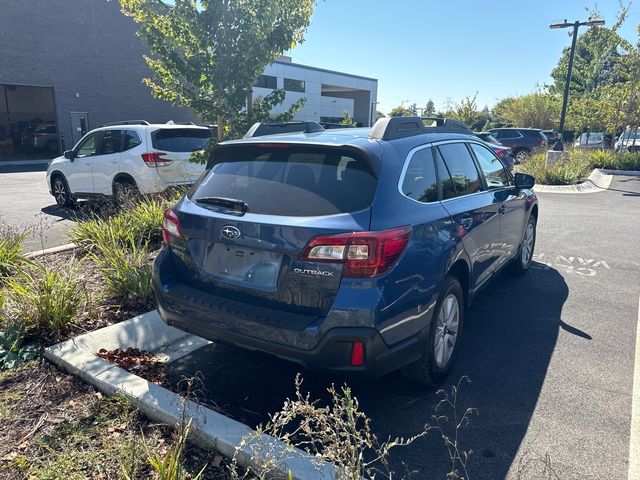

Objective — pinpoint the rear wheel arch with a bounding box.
[447,259,470,306]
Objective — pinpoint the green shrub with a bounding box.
[4,261,85,339]
[91,242,153,307]
[70,197,170,253]
[0,226,26,278]
[521,152,591,185]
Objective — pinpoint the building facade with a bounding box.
[0,0,377,162]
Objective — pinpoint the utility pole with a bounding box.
[550,17,605,150]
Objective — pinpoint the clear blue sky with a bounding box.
[286,0,640,114]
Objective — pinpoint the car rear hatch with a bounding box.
[145,127,212,183]
[165,143,381,318]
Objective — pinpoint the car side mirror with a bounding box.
[64,150,75,161]
[514,172,535,190]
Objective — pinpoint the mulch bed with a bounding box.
[97,347,167,386]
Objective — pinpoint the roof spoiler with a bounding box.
[369,116,471,140]
[244,121,325,138]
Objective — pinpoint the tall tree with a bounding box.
[119,0,315,141]
[388,105,412,117]
[423,99,435,116]
[492,92,560,129]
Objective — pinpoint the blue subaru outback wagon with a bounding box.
[152,116,538,385]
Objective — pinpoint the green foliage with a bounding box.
[339,110,357,126]
[147,419,205,480]
[388,105,412,117]
[492,92,560,129]
[70,197,170,252]
[0,226,26,278]
[520,148,640,186]
[4,262,85,339]
[423,99,436,116]
[119,0,316,139]
[91,241,153,307]
[225,87,307,140]
[0,323,39,370]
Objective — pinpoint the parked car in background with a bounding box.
[46,121,211,207]
[474,132,514,170]
[488,128,548,162]
[153,116,538,386]
[574,132,606,149]
[20,123,59,154]
[614,127,640,152]
[244,121,325,138]
[542,129,558,145]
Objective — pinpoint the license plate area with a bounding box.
[203,243,282,289]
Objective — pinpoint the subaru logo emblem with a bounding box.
[221,225,241,240]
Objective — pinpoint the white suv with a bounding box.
[46,121,211,207]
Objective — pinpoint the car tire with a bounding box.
[113,179,140,206]
[514,149,529,163]
[509,215,537,275]
[402,275,464,386]
[52,175,74,208]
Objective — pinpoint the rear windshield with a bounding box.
[151,128,211,152]
[190,145,377,217]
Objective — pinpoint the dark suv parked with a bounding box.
[488,128,548,162]
[153,117,538,385]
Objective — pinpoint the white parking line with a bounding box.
[629,293,640,479]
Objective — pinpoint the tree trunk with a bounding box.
[217,115,224,142]
[247,84,253,118]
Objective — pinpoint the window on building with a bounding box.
[254,75,277,89]
[284,78,305,93]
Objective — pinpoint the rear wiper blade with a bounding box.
[194,196,249,214]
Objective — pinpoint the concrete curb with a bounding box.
[600,169,640,176]
[45,311,338,480]
[0,159,49,167]
[24,242,78,259]
[533,168,613,194]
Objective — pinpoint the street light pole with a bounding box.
[550,17,605,150]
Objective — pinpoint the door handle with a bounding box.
[499,205,507,215]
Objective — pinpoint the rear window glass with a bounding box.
[401,147,438,203]
[191,146,377,216]
[151,128,211,152]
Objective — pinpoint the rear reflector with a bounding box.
[162,208,184,243]
[142,151,173,167]
[350,341,365,366]
[300,226,412,278]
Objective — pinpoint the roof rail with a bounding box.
[369,116,471,140]
[100,120,150,127]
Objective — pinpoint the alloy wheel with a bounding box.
[521,222,535,267]
[434,293,460,368]
[53,179,67,206]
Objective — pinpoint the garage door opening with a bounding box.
[0,84,59,162]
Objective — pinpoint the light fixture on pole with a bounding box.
[549,17,605,150]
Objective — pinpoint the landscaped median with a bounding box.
[520,147,640,189]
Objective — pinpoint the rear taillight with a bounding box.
[495,148,510,157]
[350,341,365,366]
[299,226,412,278]
[142,151,173,167]
[162,208,184,244]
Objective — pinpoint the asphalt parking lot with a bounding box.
[165,175,640,479]
[0,164,72,252]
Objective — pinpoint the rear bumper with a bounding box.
[152,250,429,377]
[156,297,427,377]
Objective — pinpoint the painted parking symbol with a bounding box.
[532,253,611,277]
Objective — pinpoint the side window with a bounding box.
[470,143,511,188]
[98,130,123,155]
[437,143,483,196]
[124,130,142,151]
[75,133,101,158]
[401,147,438,203]
[434,149,457,200]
